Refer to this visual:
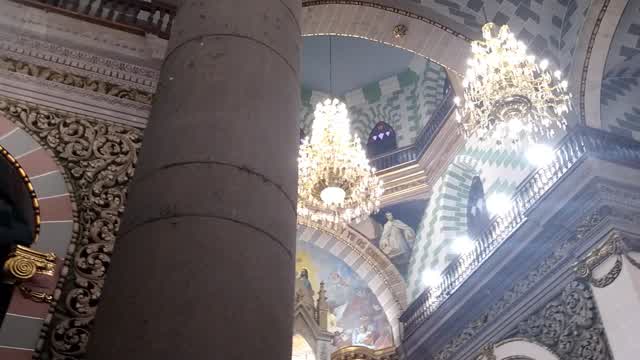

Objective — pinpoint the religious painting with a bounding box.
[296,241,394,350]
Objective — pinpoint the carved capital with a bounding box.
[3,245,56,283]
[18,284,54,304]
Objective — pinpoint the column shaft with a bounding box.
[88,0,301,358]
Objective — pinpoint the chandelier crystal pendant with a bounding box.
[454,22,572,145]
[297,98,384,225]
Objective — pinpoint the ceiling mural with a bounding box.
[296,240,394,350]
[601,1,640,140]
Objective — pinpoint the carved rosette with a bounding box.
[0,97,141,360]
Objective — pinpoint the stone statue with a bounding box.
[379,212,416,260]
[295,268,315,309]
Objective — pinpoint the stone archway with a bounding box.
[493,338,560,360]
[0,98,142,359]
[301,0,472,77]
[297,221,407,344]
[0,112,75,357]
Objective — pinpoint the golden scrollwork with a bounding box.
[18,284,54,304]
[331,346,398,360]
[3,245,56,283]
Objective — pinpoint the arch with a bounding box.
[301,0,471,76]
[494,338,560,360]
[297,220,407,345]
[0,113,75,354]
[367,122,397,157]
[576,0,631,129]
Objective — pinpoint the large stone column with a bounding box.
[87,1,301,359]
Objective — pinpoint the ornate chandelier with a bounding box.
[298,98,384,225]
[454,23,571,145]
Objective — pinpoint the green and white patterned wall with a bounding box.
[299,57,448,147]
[406,136,535,300]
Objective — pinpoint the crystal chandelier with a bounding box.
[454,23,571,145]
[298,98,384,225]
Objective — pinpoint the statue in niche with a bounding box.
[379,211,416,260]
[295,268,315,309]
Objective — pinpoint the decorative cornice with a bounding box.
[433,204,617,360]
[0,96,142,359]
[0,56,153,105]
[575,232,625,288]
[0,32,159,87]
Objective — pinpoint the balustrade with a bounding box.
[400,127,640,338]
[12,0,176,39]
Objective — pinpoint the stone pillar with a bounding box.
[576,232,640,360]
[87,1,301,359]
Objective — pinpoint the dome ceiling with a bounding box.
[301,36,415,95]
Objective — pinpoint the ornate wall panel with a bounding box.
[0,97,141,359]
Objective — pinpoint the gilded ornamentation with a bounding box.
[3,245,56,283]
[517,281,611,360]
[0,97,142,359]
[331,346,398,360]
[18,284,54,304]
[392,24,408,39]
[0,56,153,104]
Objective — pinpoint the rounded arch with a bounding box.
[367,122,397,157]
[301,0,471,76]
[0,112,75,351]
[494,338,560,360]
[297,220,407,345]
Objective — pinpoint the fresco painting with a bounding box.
[295,241,394,350]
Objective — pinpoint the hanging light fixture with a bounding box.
[297,37,384,225]
[454,23,571,145]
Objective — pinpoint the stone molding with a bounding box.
[0,55,153,105]
[0,96,142,360]
[514,281,611,360]
[432,202,634,360]
[576,231,640,287]
[0,30,159,89]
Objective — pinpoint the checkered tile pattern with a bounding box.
[299,58,448,147]
[419,0,591,72]
[406,137,532,300]
[601,2,640,140]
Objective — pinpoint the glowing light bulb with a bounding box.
[451,236,475,255]
[486,193,512,216]
[422,270,441,288]
[540,59,549,70]
[526,143,555,167]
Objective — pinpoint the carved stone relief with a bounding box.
[516,281,611,360]
[0,96,141,359]
[433,205,626,360]
[0,56,153,105]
